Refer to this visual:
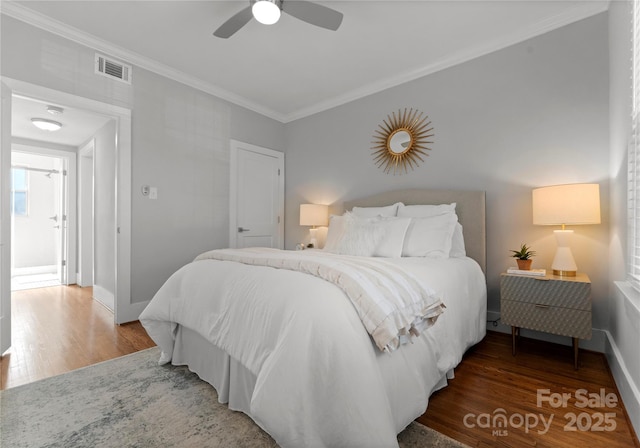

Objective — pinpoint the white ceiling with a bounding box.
[4,0,609,124]
[12,95,112,148]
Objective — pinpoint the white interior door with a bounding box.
[230,140,284,249]
[1,83,12,354]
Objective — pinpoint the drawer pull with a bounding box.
[535,304,550,309]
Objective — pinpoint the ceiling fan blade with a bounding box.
[213,5,253,38]
[283,1,343,31]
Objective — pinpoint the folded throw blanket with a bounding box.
[195,248,445,352]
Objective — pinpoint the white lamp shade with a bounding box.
[300,204,328,227]
[532,183,600,226]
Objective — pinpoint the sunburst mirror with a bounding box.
[371,108,434,175]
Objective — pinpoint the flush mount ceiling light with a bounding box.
[252,0,282,25]
[31,118,63,132]
[46,105,64,115]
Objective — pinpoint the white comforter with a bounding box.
[194,248,445,351]
[140,249,486,448]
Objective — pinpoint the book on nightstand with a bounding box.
[506,267,547,276]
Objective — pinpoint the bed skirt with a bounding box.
[170,325,452,436]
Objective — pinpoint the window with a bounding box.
[11,167,28,216]
[629,0,640,290]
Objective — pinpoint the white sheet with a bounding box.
[140,251,486,448]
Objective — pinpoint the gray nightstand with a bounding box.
[500,272,592,369]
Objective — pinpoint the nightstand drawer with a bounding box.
[500,275,591,310]
[502,299,592,339]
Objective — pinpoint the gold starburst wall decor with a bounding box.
[371,108,434,175]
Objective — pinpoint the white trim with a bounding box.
[229,139,285,249]
[11,136,77,153]
[92,284,114,311]
[0,2,286,123]
[12,265,56,276]
[1,82,12,354]
[286,2,610,122]
[78,139,94,288]
[1,1,609,124]
[1,78,138,323]
[604,329,640,438]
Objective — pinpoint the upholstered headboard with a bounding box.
[343,189,486,274]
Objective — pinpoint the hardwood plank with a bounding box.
[419,331,640,448]
[0,285,155,390]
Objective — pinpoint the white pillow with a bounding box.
[450,223,467,258]
[371,216,411,258]
[324,213,410,257]
[351,202,403,217]
[397,202,456,218]
[330,213,384,256]
[324,214,347,253]
[402,213,458,258]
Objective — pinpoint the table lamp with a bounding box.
[532,183,600,276]
[299,204,328,248]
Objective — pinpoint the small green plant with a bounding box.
[510,243,536,260]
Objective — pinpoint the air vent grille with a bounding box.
[95,53,132,84]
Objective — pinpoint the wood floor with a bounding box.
[420,333,640,447]
[0,285,155,390]
[2,285,638,448]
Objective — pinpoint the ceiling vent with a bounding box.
[95,53,132,84]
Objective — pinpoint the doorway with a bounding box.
[10,149,73,291]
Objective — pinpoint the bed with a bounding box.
[140,188,487,448]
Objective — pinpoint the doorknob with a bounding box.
[237,227,251,233]
[49,214,58,222]
[53,225,60,229]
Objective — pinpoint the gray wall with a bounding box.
[1,15,285,305]
[284,14,610,329]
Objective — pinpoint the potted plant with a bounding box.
[510,243,536,270]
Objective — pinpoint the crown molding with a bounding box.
[281,1,610,123]
[2,1,609,125]
[0,1,287,123]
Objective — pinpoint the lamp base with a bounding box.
[552,269,577,277]
[551,230,578,277]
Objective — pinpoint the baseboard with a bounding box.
[92,284,114,312]
[76,272,93,288]
[486,310,606,353]
[12,265,56,276]
[604,330,640,439]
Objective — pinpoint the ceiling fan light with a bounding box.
[252,0,281,25]
[31,118,63,132]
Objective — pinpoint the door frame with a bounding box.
[1,82,12,354]
[2,78,137,324]
[77,139,94,288]
[11,144,77,286]
[229,140,284,249]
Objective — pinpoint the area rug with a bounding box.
[1,347,468,448]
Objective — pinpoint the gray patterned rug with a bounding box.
[0,347,468,448]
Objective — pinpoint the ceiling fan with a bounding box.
[213,0,343,39]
